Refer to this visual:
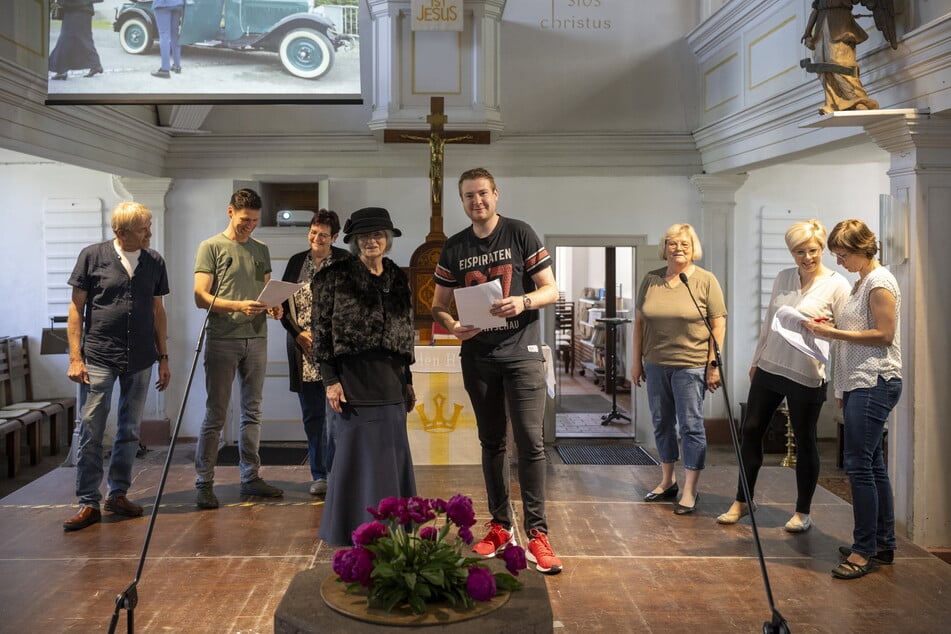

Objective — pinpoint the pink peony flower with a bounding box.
[333,547,376,587]
[465,565,497,602]
[352,521,389,546]
[501,545,527,576]
[419,526,438,541]
[446,494,476,529]
[458,526,474,545]
[368,496,403,521]
[404,496,435,525]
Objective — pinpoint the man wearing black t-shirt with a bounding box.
[432,167,563,574]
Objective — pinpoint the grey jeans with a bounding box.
[195,337,267,485]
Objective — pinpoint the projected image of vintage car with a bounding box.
[113,0,353,79]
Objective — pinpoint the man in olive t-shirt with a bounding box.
[192,188,284,509]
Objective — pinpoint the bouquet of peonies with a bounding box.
[332,494,526,615]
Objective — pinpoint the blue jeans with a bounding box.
[299,381,328,480]
[644,363,707,470]
[154,6,183,71]
[461,356,548,534]
[195,337,267,485]
[843,376,902,558]
[76,363,151,508]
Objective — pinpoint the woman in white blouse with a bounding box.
[717,220,849,532]
[803,219,901,580]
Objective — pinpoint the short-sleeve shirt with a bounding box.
[194,233,271,339]
[434,216,552,361]
[832,266,901,396]
[68,240,170,374]
[636,266,727,367]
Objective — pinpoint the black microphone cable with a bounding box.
[679,272,790,634]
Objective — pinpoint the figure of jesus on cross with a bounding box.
[384,97,489,240]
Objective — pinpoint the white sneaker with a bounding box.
[309,479,328,496]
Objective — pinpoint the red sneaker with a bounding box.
[472,521,516,557]
[527,528,563,574]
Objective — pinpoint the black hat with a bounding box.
[342,207,403,243]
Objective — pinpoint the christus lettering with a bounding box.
[416,0,458,22]
[458,248,512,271]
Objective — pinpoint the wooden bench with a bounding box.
[0,336,77,476]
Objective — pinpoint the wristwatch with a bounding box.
[523,295,533,310]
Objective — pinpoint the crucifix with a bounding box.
[384,97,490,241]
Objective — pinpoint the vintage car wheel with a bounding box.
[119,17,153,55]
[279,29,335,79]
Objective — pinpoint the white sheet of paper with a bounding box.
[771,305,830,364]
[453,279,507,330]
[256,280,306,307]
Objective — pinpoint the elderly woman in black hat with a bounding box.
[312,207,418,546]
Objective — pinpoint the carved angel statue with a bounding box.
[800,0,898,115]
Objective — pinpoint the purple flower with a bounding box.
[465,565,497,602]
[368,497,403,521]
[419,526,438,541]
[333,546,376,587]
[458,526,474,545]
[352,521,389,546]
[430,497,447,513]
[445,494,476,529]
[404,496,435,525]
[501,545,527,576]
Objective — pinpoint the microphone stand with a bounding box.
[108,261,231,633]
[679,273,790,634]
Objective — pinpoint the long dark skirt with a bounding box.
[49,10,101,73]
[317,402,416,546]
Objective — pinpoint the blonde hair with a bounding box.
[658,223,703,261]
[111,201,152,235]
[785,219,828,251]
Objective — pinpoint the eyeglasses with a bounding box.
[831,251,853,261]
[309,231,332,240]
[357,231,387,243]
[792,248,822,258]
[667,241,691,249]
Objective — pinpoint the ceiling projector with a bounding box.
[277,210,314,226]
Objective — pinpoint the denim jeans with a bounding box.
[76,363,151,508]
[644,363,707,470]
[843,376,902,558]
[299,380,328,481]
[461,356,548,534]
[154,6,183,71]
[195,337,267,485]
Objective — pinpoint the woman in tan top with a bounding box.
[632,224,727,515]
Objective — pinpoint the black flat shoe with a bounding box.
[674,493,700,515]
[51,72,67,81]
[85,66,102,77]
[837,546,894,565]
[171,65,181,74]
[644,482,678,502]
[832,559,875,579]
[151,69,171,78]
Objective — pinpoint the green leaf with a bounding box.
[494,573,524,592]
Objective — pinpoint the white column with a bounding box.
[113,176,173,254]
[691,174,747,419]
[863,115,951,549]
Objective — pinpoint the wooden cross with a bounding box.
[384,97,490,241]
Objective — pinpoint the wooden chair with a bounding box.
[1,336,76,460]
[554,300,575,375]
[0,337,45,477]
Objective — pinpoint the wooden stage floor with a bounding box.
[1,458,949,633]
